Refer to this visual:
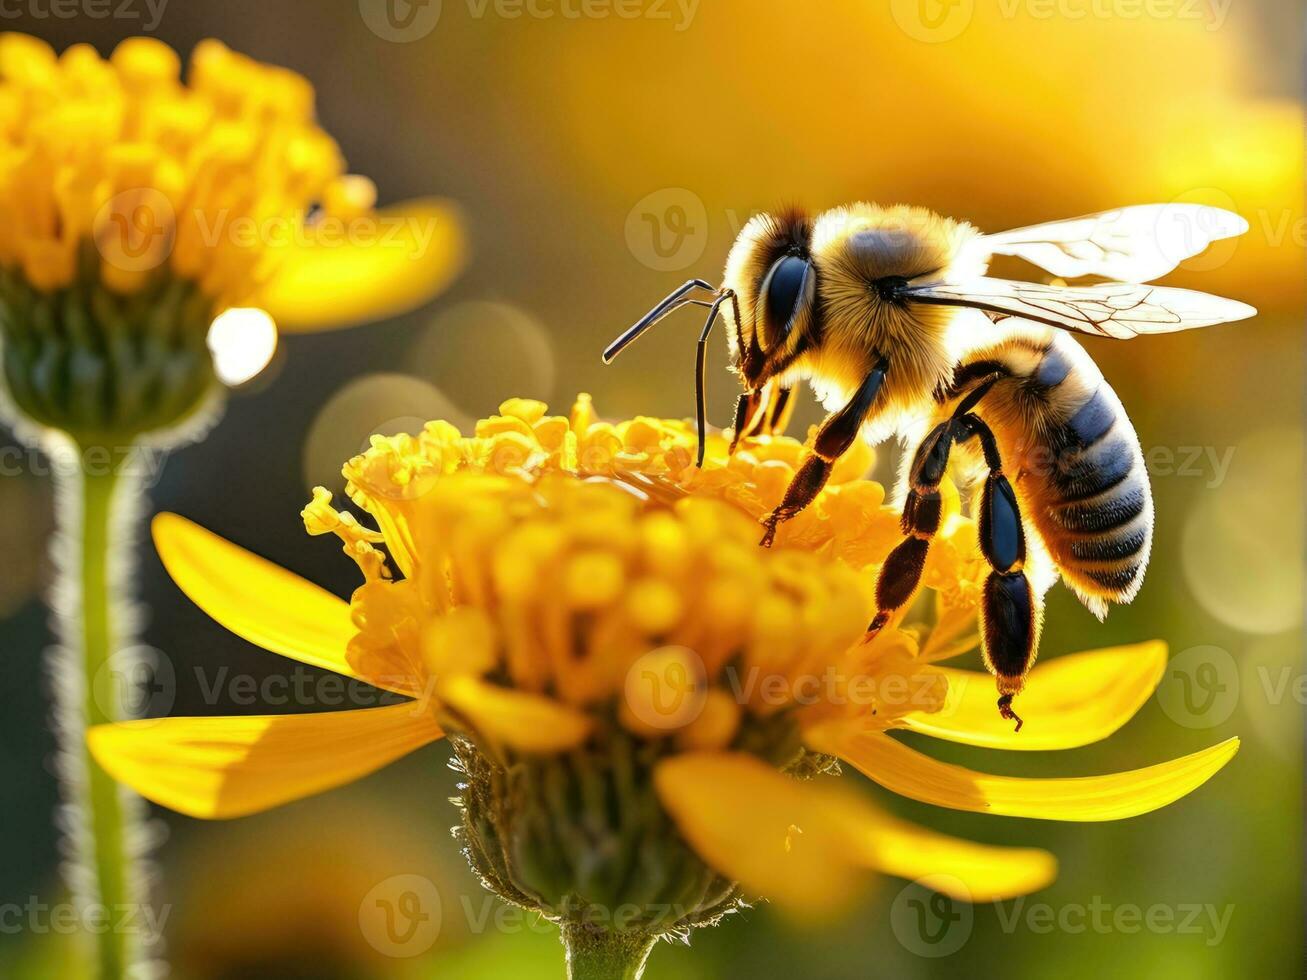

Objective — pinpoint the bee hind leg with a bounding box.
[868,373,1037,729]
[957,411,1041,732]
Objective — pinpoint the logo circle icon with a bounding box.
[1155,645,1240,729]
[359,874,442,957]
[889,874,973,957]
[624,188,709,273]
[94,188,175,274]
[92,646,176,727]
[1156,188,1243,273]
[890,0,974,44]
[623,646,708,732]
[359,0,442,42]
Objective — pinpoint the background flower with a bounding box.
[0,31,464,980]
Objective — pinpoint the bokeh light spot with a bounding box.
[1181,425,1303,635]
[207,308,279,387]
[302,373,473,493]
[407,300,555,417]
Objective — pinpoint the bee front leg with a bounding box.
[760,360,888,547]
[762,383,795,436]
[732,382,796,455]
[728,388,765,455]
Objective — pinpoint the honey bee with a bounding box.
[604,202,1255,728]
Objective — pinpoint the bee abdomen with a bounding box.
[1066,521,1149,561]
[945,332,1154,617]
[1048,477,1148,533]
[1028,359,1153,614]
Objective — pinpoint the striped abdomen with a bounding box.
[945,329,1153,619]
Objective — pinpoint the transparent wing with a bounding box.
[902,277,1256,340]
[978,205,1248,282]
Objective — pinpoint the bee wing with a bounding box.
[901,276,1256,340]
[977,205,1248,282]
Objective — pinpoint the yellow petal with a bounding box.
[259,198,464,332]
[654,752,868,916]
[806,729,1239,822]
[902,641,1168,751]
[152,514,418,697]
[656,752,1057,914]
[438,675,591,753]
[88,704,443,819]
[834,810,1058,902]
[918,590,981,662]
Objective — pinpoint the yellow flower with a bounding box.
[90,397,1236,926]
[0,34,462,440]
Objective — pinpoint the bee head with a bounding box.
[721,208,817,387]
[600,207,819,469]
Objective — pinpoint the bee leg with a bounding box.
[733,381,795,454]
[956,412,1041,732]
[868,420,955,633]
[728,389,765,455]
[760,360,888,547]
[762,383,795,436]
[869,372,1007,632]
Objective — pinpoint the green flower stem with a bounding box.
[54,450,148,980]
[560,923,656,980]
[81,462,129,980]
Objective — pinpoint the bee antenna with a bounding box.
[602,279,720,364]
[694,290,731,468]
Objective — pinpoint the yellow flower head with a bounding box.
[91,396,1237,935]
[303,396,970,749]
[0,34,461,442]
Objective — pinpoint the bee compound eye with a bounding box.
[761,253,811,348]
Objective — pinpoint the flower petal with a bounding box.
[259,198,464,332]
[918,591,981,662]
[655,752,1057,914]
[654,752,869,915]
[152,514,418,697]
[837,811,1058,902]
[438,675,592,753]
[806,729,1239,821]
[88,704,443,819]
[901,641,1168,750]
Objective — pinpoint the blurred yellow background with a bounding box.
[0,1,1300,978]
